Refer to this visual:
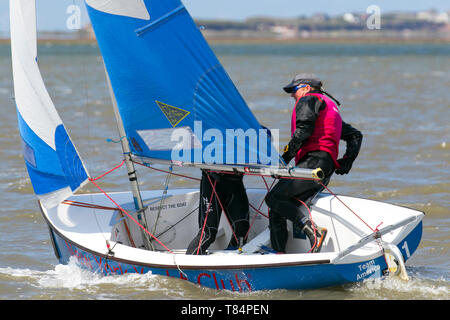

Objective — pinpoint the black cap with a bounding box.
[283,73,322,93]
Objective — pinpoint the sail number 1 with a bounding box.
[401,241,411,258]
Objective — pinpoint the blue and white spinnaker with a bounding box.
[10,0,89,209]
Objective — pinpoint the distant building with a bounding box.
[417,10,449,24]
[270,25,297,39]
[343,13,360,24]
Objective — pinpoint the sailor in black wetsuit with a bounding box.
[266,74,363,253]
[186,170,250,255]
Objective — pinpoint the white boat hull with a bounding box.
[40,188,424,291]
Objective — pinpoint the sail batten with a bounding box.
[86,0,280,167]
[10,0,89,209]
[135,5,186,36]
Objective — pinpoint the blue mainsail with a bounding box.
[85,0,279,166]
[10,0,89,208]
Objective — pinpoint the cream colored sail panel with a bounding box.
[10,0,62,149]
[85,0,150,20]
[10,0,90,208]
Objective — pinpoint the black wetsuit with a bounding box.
[186,170,250,255]
[266,93,363,252]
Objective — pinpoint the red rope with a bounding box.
[249,203,269,219]
[86,158,381,257]
[87,159,171,252]
[317,182,390,266]
[319,182,377,232]
[89,178,173,253]
[244,176,273,241]
[62,201,137,248]
[258,176,276,212]
[132,160,201,181]
[62,200,118,211]
[205,173,240,247]
[294,198,317,253]
[196,179,217,255]
[90,160,125,181]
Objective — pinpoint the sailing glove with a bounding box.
[281,144,294,164]
[335,157,354,175]
[282,150,290,164]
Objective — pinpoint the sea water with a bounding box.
[0,42,448,300]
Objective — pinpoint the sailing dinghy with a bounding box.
[10,0,424,291]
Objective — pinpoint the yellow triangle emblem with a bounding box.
[155,101,190,127]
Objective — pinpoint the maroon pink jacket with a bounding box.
[290,92,342,167]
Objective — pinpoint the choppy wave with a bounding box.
[0,259,448,300]
[0,258,188,299]
[0,42,448,300]
[347,270,449,300]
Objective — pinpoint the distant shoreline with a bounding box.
[1,37,449,45]
[203,37,450,44]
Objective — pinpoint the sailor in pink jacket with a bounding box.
[265,74,363,253]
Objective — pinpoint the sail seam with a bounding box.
[135,5,186,36]
[192,64,222,124]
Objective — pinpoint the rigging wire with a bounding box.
[150,165,173,250]
[89,159,172,252]
[204,173,240,248]
[195,178,217,255]
[65,2,382,260]
[81,143,382,256]
[155,206,199,239]
[89,177,173,253]
[244,176,274,241]
[71,0,123,253]
[132,160,201,181]
[35,1,390,274]
[319,182,377,233]
[82,155,385,256]
[318,181,388,265]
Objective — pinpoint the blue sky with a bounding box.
[0,0,449,33]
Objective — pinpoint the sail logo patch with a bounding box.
[156,101,190,127]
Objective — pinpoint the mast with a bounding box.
[104,66,152,250]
